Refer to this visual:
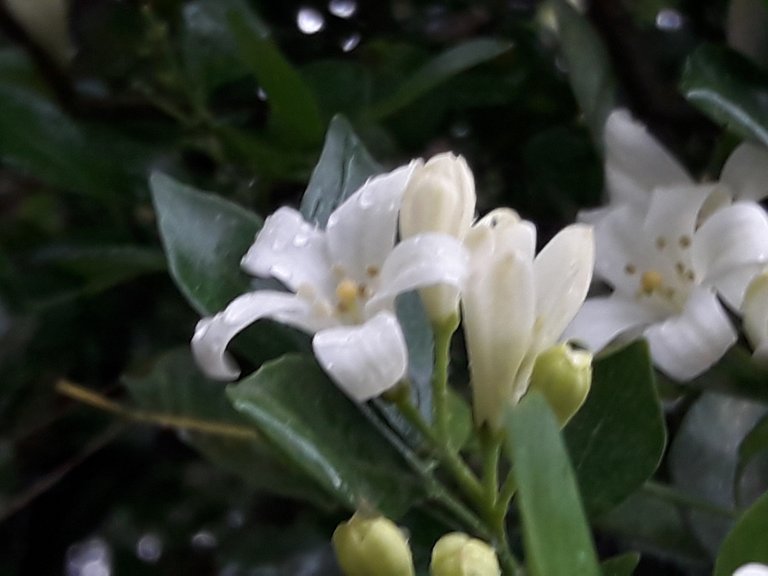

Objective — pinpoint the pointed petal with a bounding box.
[312,311,407,401]
[742,270,768,363]
[692,202,768,282]
[462,250,535,429]
[241,207,334,296]
[367,233,468,313]
[326,161,420,282]
[604,109,692,205]
[192,292,322,380]
[533,224,595,348]
[563,296,654,351]
[644,288,736,381]
[720,143,768,201]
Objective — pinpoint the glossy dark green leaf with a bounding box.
[715,491,768,575]
[601,552,640,576]
[551,0,617,150]
[739,415,768,479]
[669,392,767,554]
[228,8,324,147]
[367,38,512,120]
[299,115,381,228]
[150,172,261,315]
[681,44,768,146]
[505,391,601,576]
[227,354,423,517]
[565,341,666,517]
[124,349,329,505]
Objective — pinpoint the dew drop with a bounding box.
[292,232,310,247]
[340,33,361,52]
[297,7,325,34]
[357,189,375,209]
[268,263,292,281]
[135,533,163,564]
[655,8,683,31]
[329,0,357,18]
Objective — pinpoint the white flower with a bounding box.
[192,162,469,401]
[566,109,768,380]
[399,153,476,323]
[742,270,768,365]
[734,564,768,576]
[462,209,594,429]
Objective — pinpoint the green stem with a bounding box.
[480,429,501,512]
[642,481,740,519]
[431,315,459,445]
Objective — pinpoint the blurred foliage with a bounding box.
[0,0,767,574]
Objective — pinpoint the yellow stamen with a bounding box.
[641,270,664,294]
[336,278,359,310]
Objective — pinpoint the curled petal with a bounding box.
[241,207,334,296]
[692,202,768,283]
[533,224,594,349]
[742,270,768,366]
[604,109,692,205]
[564,296,655,351]
[326,161,420,282]
[312,312,408,401]
[192,292,322,380]
[710,262,766,310]
[720,143,768,201]
[368,233,468,314]
[644,288,736,381]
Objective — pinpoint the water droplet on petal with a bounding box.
[297,7,325,34]
[269,263,292,282]
[357,189,375,209]
[292,232,310,247]
[329,0,357,18]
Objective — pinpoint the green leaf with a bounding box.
[299,115,381,228]
[228,7,324,147]
[739,415,768,480]
[551,0,617,150]
[669,392,766,554]
[505,391,601,576]
[601,553,640,576]
[34,246,166,294]
[681,44,768,146]
[565,341,666,517]
[227,354,423,517]
[150,172,302,364]
[367,38,512,120]
[124,349,329,505]
[715,491,768,575]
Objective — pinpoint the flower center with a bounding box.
[640,270,664,295]
[335,279,360,312]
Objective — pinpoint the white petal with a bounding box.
[742,270,768,362]
[462,250,535,428]
[326,161,420,282]
[241,207,334,296]
[563,296,655,351]
[720,143,768,201]
[692,202,768,282]
[733,564,768,576]
[533,224,595,349]
[592,205,650,294]
[469,208,536,262]
[710,262,766,310]
[367,232,468,314]
[192,292,322,380]
[644,288,736,381]
[312,311,407,401]
[604,109,692,205]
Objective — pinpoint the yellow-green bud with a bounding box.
[430,532,500,576]
[332,513,414,576]
[528,343,592,426]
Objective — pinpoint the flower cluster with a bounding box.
[192,153,594,423]
[565,110,768,380]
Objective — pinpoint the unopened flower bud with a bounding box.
[430,532,500,576]
[400,153,476,323]
[332,513,414,576]
[528,343,592,426]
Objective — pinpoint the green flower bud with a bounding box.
[332,513,414,576]
[430,532,500,576]
[528,343,592,426]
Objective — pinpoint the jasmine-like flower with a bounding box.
[399,153,476,324]
[192,162,468,401]
[462,209,594,429]
[566,110,768,380]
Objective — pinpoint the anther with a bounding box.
[625,264,636,275]
[655,236,667,250]
[678,235,692,249]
